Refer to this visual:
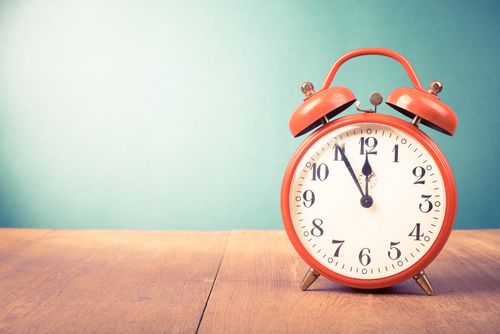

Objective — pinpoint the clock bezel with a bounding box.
[281,113,457,289]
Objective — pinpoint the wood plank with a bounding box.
[198,230,500,334]
[0,228,53,255]
[0,230,228,333]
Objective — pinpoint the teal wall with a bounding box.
[0,0,498,229]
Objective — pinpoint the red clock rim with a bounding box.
[280,113,457,289]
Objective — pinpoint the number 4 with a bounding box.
[409,223,424,241]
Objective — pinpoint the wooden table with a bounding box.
[0,229,498,333]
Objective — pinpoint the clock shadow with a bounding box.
[306,268,499,296]
[308,280,423,296]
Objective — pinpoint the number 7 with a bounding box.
[332,239,345,257]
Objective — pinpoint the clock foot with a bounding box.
[413,270,434,296]
[300,268,320,291]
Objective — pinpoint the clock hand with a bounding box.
[362,153,373,197]
[336,144,365,198]
[361,153,374,208]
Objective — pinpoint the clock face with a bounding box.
[288,122,447,280]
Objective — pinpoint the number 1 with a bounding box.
[393,144,399,162]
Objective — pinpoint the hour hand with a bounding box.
[360,153,374,208]
[362,153,373,196]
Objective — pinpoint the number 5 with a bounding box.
[388,241,401,260]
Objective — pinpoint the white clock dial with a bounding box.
[289,122,446,279]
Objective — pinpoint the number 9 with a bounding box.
[303,190,315,208]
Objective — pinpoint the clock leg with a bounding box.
[300,268,320,291]
[413,270,434,296]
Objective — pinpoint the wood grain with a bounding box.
[198,229,500,334]
[0,229,498,333]
[0,229,228,333]
[0,228,53,255]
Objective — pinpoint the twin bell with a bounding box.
[289,48,457,137]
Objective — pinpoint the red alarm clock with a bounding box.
[281,48,457,295]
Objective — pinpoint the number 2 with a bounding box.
[412,166,425,184]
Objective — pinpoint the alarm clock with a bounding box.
[280,48,457,295]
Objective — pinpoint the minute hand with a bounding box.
[337,145,365,197]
